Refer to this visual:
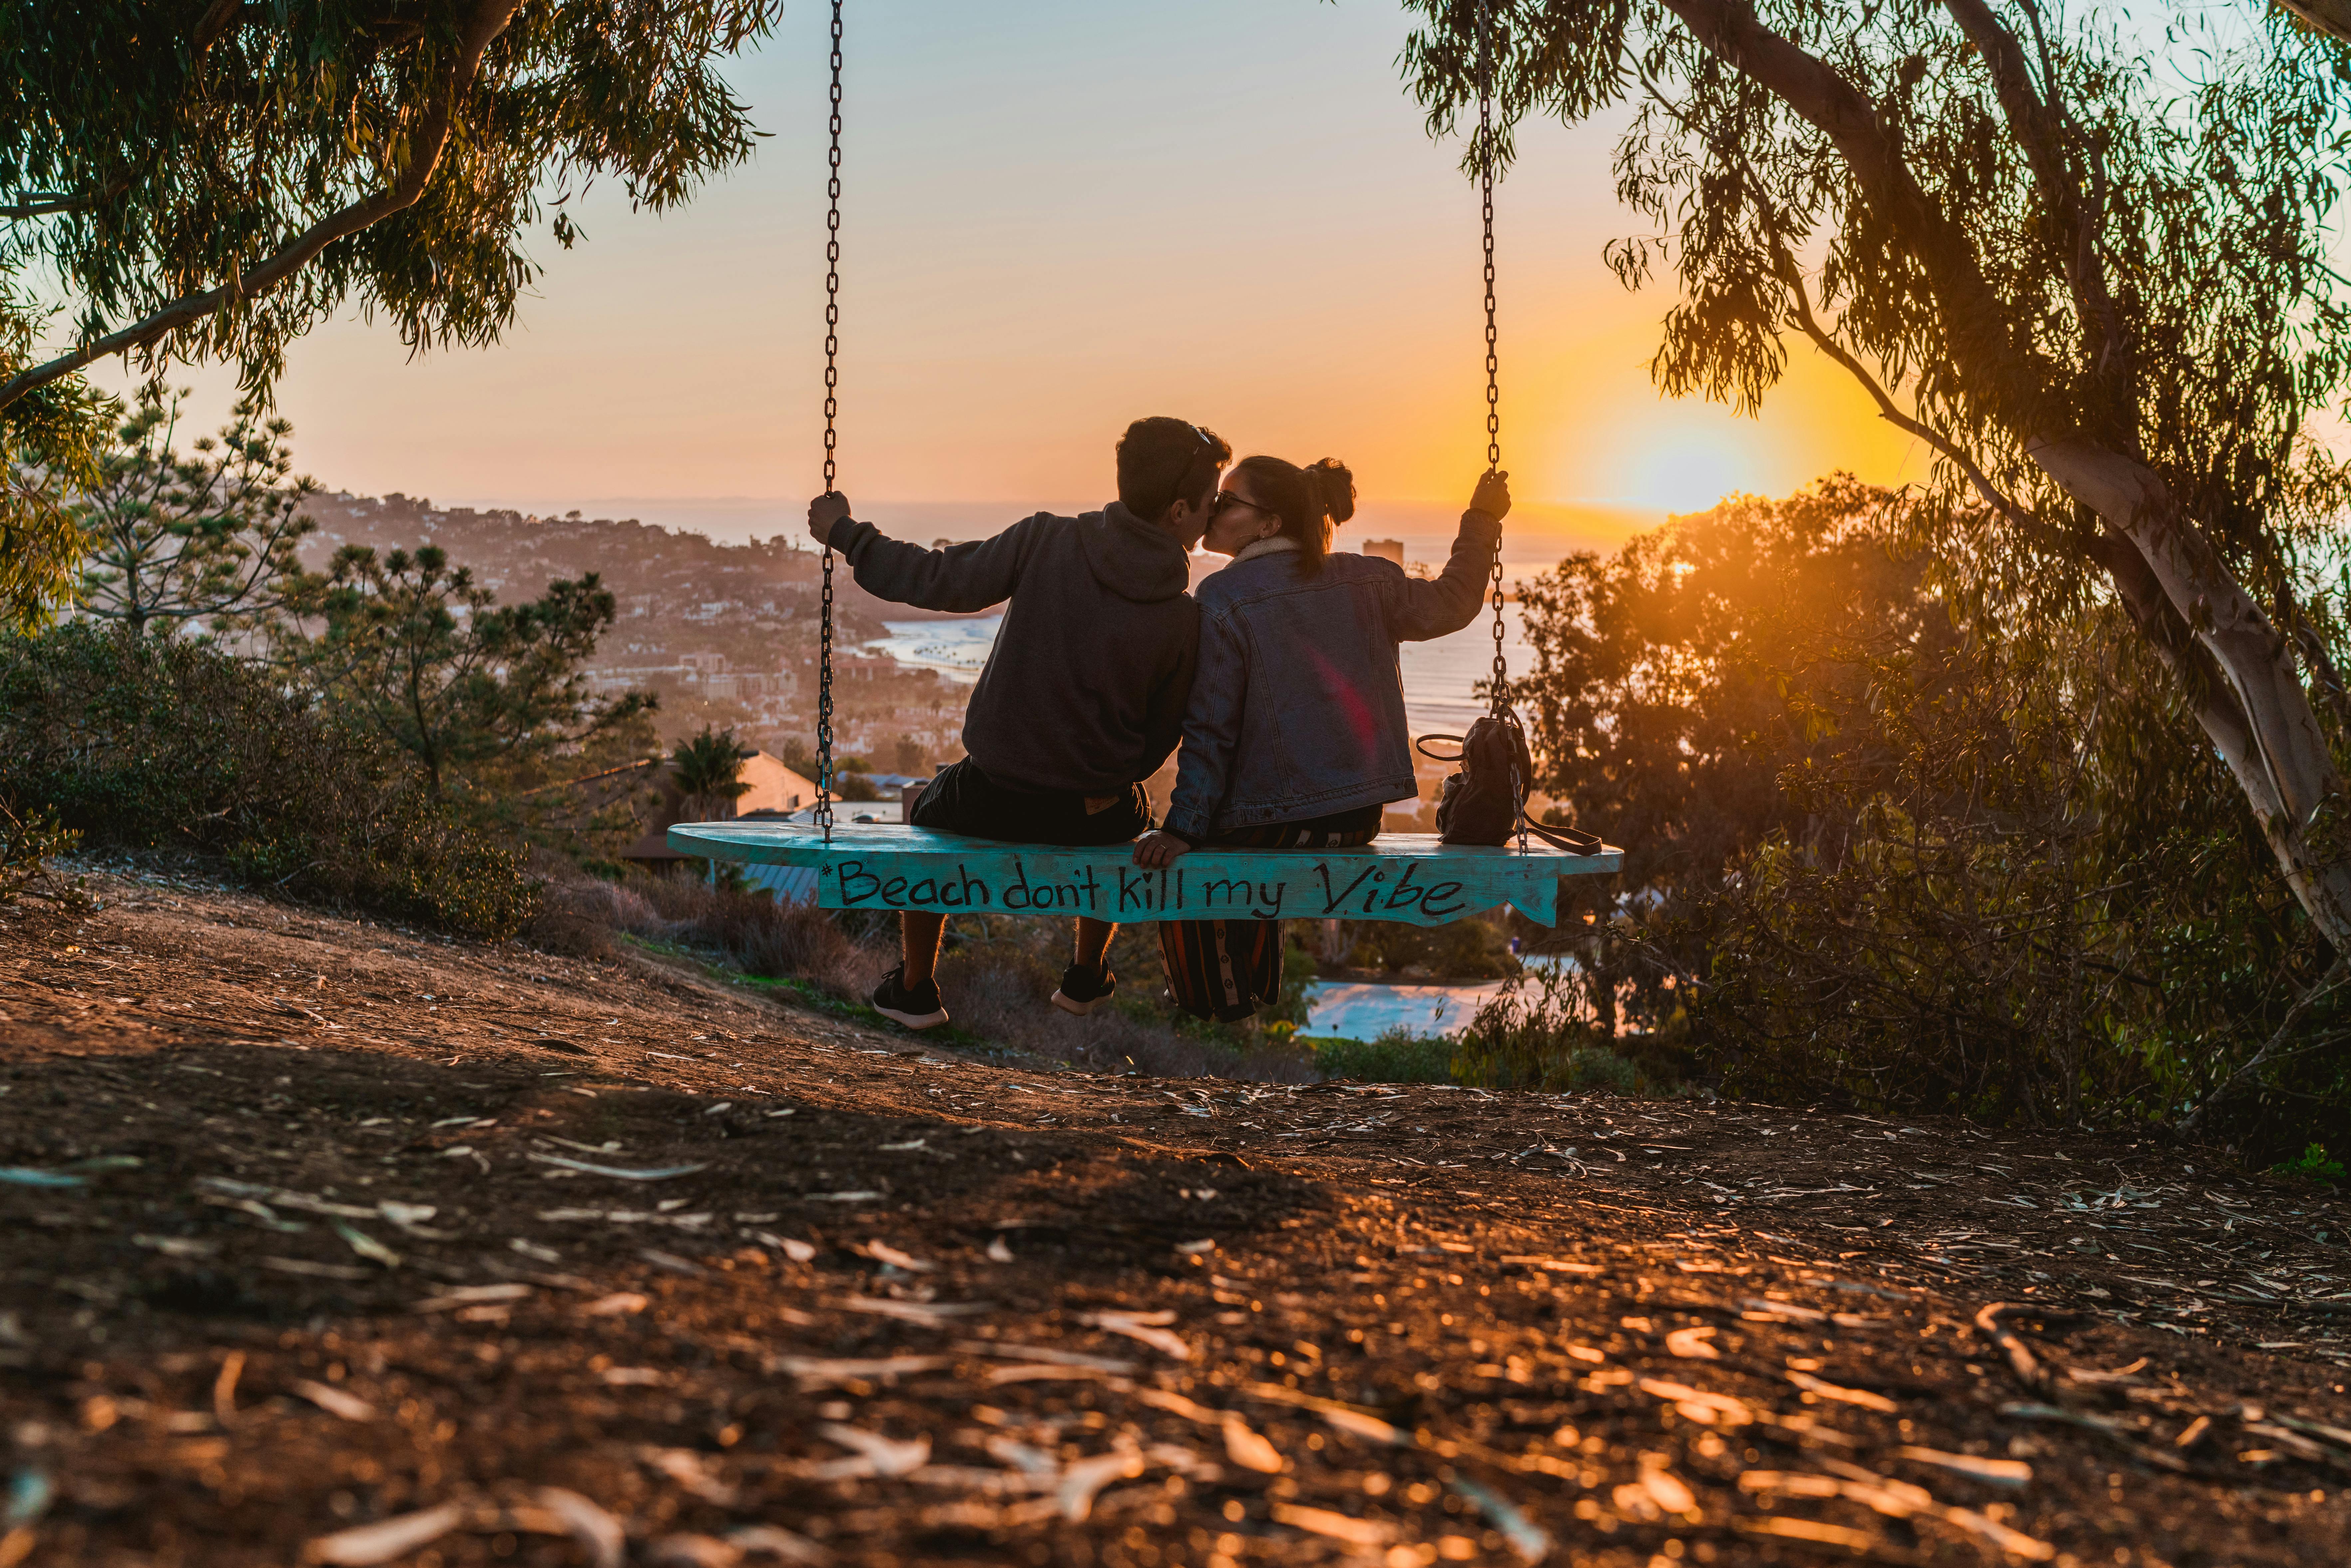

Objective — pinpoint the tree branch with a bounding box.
[1936,0,2132,438]
[2294,622,2351,733]
[2274,0,2351,44]
[8,7,250,226]
[1655,0,2067,431]
[192,0,247,55]
[1,191,103,221]
[2178,953,2350,1131]
[1654,0,2351,950]
[0,0,523,413]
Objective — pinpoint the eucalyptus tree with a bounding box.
[76,391,316,638]
[1405,1,2351,955]
[2282,1,2351,43]
[0,0,783,626]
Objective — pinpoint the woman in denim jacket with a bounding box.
[1132,457,1510,1019]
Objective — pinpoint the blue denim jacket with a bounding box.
[1163,510,1501,841]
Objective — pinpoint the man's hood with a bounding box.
[1076,502,1193,603]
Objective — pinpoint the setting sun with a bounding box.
[1612,424,1760,515]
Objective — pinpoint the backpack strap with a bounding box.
[1519,814,1602,854]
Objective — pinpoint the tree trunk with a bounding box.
[1651,0,2351,953]
[2278,0,2351,43]
[2026,438,2351,950]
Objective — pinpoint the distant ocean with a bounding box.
[438,494,1661,558]
[439,491,1644,755]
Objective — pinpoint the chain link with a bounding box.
[1477,1,1523,851]
[815,0,843,844]
[1478,2,1507,719]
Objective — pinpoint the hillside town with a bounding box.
[299,491,973,770]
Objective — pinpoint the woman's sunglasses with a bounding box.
[1216,490,1278,521]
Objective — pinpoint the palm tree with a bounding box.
[670,726,753,822]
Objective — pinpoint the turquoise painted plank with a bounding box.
[667,821,1621,928]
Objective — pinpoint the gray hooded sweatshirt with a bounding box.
[830,503,1199,795]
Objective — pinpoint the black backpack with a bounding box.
[1417,711,1602,852]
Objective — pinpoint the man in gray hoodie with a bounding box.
[806,416,1227,1029]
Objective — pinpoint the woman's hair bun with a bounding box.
[1306,458,1357,525]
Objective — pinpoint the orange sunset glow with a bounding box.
[90,0,1921,547]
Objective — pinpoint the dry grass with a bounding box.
[530,862,1317,1082]
[536,865,880,996]
[936,921,1317,1081]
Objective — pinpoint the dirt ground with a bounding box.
[2,870,2348,1568]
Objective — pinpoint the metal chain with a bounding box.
[815,0,843,844]
[1478,1,1524,852]
[1479,0,1506,723]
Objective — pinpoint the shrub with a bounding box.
[545,867,875,999]
[1512,484,2349,1150]
[1310,1028,1455,1084]
[0,623,536,937]
[1451,966,1681,1094]
[0,798,81,910]
[1337,914,1517,979]
[2270,1143,2346,1188]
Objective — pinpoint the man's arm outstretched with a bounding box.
[808,491,1044,613]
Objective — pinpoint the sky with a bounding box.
[87,0,1926,551]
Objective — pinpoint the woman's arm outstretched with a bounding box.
[1383,470,1510,643]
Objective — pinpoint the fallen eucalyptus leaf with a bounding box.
[413,1283,533,1313]
[727,1523,829,1563]
[817,1423,931,1478]
[1454,1475,1552,1562]
[840,1296,990,1327]
[302,1502,466,1565]
[534,1487,626,1568]
[1222,1417,1282,1474]
[1270,1501,1393,1546]
[1084,1309,1189,1360]
[331,1222,400,1269]
[526,1155,708,1181]
[1057,1451,1144,1522]
[1665,1326,1719,1359]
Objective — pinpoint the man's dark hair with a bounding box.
[1116,417,1231,521]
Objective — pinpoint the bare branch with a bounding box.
[2179,953,2351,1131]
[2274,0,2351,44]
[192,0,246,54]
[2,192,96,220]
[0,0,524,413]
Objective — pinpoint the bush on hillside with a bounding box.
[1450,966,1678,1094]
[0,624,536,937]
[1513,480,2349,1153]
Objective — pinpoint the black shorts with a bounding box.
[907,757,1153,847]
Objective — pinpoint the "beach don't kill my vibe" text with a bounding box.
[823,856,1471,922]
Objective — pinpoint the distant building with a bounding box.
[1361,539,1405,565]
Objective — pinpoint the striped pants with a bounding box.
[1157,821,1378,1023]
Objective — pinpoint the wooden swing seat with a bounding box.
[668,820,1620,928]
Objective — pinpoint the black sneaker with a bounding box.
[871,966,948,1030]
[1051,964,1117,1017]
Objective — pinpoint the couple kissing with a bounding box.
[804,415,1508,1028]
